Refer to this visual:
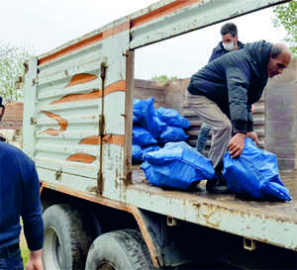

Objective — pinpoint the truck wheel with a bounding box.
[43,204,101,270]
[85,229,156,270]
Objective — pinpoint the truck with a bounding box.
[23,0,297,269]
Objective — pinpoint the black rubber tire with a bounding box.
[43,204,101,270]
[85,229,156,270]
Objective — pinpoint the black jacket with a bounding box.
[188,40,272,133]
[208,40,245,63]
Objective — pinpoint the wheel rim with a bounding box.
[43,226,63,270]
[97,260,117,270]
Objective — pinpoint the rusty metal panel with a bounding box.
[127,170,297,251]
[23,57,38,159]
[24,42,105,187]
[129,0,290,49]
[99,28,130,199]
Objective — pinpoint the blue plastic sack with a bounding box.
[132,126,157,146]
[132,145,143,164]
[133,98,166,139]
[133,98,154,132]
[133,114,139,125]
[223,138,291,201]
[151,112,167,139]
[142,145,161,155]
[141,142,215,190]
[159,126,188,143]
[157,107,191,128]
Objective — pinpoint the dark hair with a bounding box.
[270,45,283,59]
[220,23,238,37]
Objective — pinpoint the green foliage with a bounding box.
[0,42,32,102]
[273,1,297,56]
[21,245,29,266]
[151,75,178,83]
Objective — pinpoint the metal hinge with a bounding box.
[99,114,105,136]
[100,62,107,80]
[97,170,103,195]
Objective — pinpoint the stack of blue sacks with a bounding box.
[132,97,190,164]
[132,98,291,201]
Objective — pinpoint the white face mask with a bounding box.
[223,42,235,51]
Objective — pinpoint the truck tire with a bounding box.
[43,204,101,270]
[85,229,156,270]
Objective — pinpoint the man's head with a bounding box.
[220,23,238,51]
[267,43,291,78]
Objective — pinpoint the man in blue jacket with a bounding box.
[197,23,245,154]
[188,41,291,193]
[0,99,44,269]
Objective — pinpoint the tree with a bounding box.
[151,75,178,83]
[0,42,32,102]
[273,1,297,56]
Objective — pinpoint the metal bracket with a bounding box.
[30,117,37,125]
[167,216,180,227]
[55,169,62,181]
[243,238,257,251]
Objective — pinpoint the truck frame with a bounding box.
[23,0,296,269]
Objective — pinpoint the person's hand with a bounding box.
[26,250,43,270]
[246,131,260,145]
[228,133,246,158]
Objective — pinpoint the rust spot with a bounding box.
[80,136,100,145]
[131,0,202,28]
[79,135,125,146]
[41,111,68,136]
[38,32,104,66]
[105,80,126,95]
[51,89,100,105]
[102,134,125,146]
[51,80,126,105]
[38,21,129,66]
[66,153,96,163]
[65,73,98,88]
[103,21,130,39]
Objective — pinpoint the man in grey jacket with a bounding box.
[188,41,291,193]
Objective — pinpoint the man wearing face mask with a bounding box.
[196,23,245,161]
[188,41,291,193]
[208,22,245,63]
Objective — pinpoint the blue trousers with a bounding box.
[0,245,23,270]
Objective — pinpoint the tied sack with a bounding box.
[223,138,291,201]
[141,142,215,190]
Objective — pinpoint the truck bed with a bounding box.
[128,167,297,251]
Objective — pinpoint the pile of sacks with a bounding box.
[132,97,190,164]
[132,98,291,202]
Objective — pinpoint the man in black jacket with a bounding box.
[188,41,291,193]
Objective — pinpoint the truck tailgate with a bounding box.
[128,168,297,251]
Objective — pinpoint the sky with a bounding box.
[0,0,288,79]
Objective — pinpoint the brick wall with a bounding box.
[0,101,24,130]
